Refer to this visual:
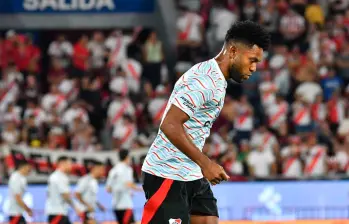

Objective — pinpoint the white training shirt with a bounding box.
[45,170,71,215]
[75,175,99,212]
[106,163,134,210]
[7,171,27,216]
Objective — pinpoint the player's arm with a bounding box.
[14,194,32,216]
[10,179,32,216]
[58,179,80,214]
[96,202,106,211]
[160,105,229,185]
[75,179,93,212]
[105,169,115,193]
[125,169,142,191]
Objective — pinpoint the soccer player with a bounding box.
[106,150,141,224]
[75,161,106,224]
[7,160,32,224]
[141,21,270,224]
[45,156,80,224]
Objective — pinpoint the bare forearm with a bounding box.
[62,193,75,209]
[75,193,89,207]
[160,122,210,168]
[15,195,30,212]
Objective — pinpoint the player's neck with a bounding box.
[214,51,230,80]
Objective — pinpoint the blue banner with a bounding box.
[0,181,348,222]
[0,0,155,14]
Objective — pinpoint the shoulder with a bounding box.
[185,61,223,89]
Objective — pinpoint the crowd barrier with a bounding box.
[0,181,348,222]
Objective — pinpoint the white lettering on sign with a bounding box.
[23,0,115,11]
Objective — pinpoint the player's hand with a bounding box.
[74,207,82,216]
[98,204,106,212]
[87,205,94,213]
[26,208,33,217]
[201,160,230,185]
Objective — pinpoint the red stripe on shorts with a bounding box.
[141,179,174,224]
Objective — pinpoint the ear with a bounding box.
[229,44,238,60]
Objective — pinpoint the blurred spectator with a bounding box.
[279,9,306,51]
[123,48,142,95]
[1,120,20,145]
[148,85,168,127]
[88,31,107,71]
[281,136,303,178]
[105,30,132,69]
[241,0,259,22]
[177,5,204,62]
[321,68,343,101]
[247,143,276,179]
[21,115,43,148]
[112,115,137,150]
[292,94,312,134]
[233,95,253,145]
[48,35,73,69]
[142,31,164,89]
[327,90,346,135]
[266,94,289,133]
[303,133,327,177]
[41,84,67,114]
[72,35,89,79]
[207,0,238,55]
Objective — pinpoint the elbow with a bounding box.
[160,119,176,135]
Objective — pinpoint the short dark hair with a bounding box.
[119,149,129,161]
[225,21,271,51]
[57,156,70,164]
[16,160,30,170]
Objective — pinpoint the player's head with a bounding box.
[57,156,73,173]
[224,21,270,83]
[16,160,32,176]
[90,161,105,179]
[119,149,130,164]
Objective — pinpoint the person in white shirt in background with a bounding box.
[48,35,73,69]
[88,31,106,71]
[303,133,327,177]
[7,160,33,224]
[46,156,80,224]
[281,136,304,178]
[247,143,276,179]
[106,150,142,224]
[148,85,169,127]
[207,0,238,56]
[105,30,132,69]
[75,161,106,224]
[112,114,138,150]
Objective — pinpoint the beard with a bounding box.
[228,63,244,84]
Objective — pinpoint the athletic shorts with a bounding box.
[81,211,95,224]
[9,215,26,224]
[48,215,71,224]
[114,209,135,224]
[141,172,218,224]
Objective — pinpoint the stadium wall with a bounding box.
[0,181,349,222]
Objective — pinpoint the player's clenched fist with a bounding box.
[201,160,230,185]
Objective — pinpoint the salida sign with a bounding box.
[2,145,148,182]
[0,0,155,13]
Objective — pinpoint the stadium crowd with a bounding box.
[1,0,349,181]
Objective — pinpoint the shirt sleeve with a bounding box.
[106,168,116,188]
[172,75,215,118]
[75,177,87,193]
[9,176,22,195]
[57,177,70,194]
